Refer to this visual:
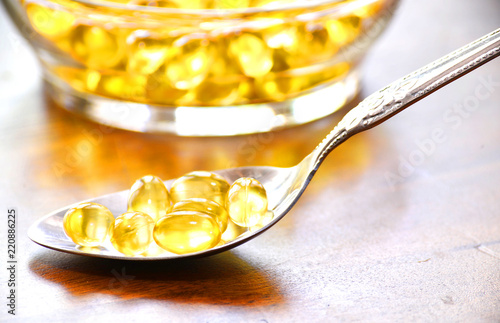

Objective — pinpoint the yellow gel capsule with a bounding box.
[145,71,188,105]
[154,210,221,254]
[220,218,248,243]
[26,3,75,39]
[172,198,229,233]
[255,72,304,101]
[128,175,171,221]
[63,202,115,247]
[352,1,384,19]
[193,40,247,105]
[71,25,124,69]
[52,67,101,93]
[229,33,273,78]
[96,72,147,101]
[126,31,171,75]
[194,76,244,105]
[170,171,230,206]
[286,23,338,68]
[156,0,206,9]
[249,210,274,231]
[227,177,268,227]
[213,0,250,9]
[325,16,361,47]
[165,35,213,90]
[110,211,155,256]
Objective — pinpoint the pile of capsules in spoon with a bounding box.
[62,171,272,256]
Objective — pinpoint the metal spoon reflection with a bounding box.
[29,29,500,260]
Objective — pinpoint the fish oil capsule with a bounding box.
[26,3,75,40]
[154,210,221,254]
[128,175,171,221]
[126,30,171,75]
[213,0,250,9]
[170,171,230,206]
[220,218,248,243]
[52,67,101,93]
[110,211,155,256]
[172,198,229,233]
[145,70,188,105]
[227,177,268,227]
[165,35,214,90]
[249,211,274,231]
[228,33,273,78]
[71,25,124,69]
[194,39,249,105]
[285,22,338,68]
[63,202,115,247]
[255,72,304,101]
[325,16,361,47]
[96,72,147,102]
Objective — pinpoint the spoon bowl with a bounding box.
[29,28,500,260]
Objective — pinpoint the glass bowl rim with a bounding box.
[37,0,384,17]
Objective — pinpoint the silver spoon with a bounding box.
[29,29,500,260]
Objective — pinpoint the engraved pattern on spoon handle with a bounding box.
[310,28,500,171]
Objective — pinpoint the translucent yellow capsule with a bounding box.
[26,3,75,39]
[63,202,115,247]
[286,23,338,68]
[71,25,124,69]
[110,211,155,256]
[220,218,248,242]
[172,198,229,233]
[126,31,171,75]
[213,0,250,9]
[170,171,230,206]
[227,177,268,227]
[250,0,289,7]
[128,175,171,221]
[306,62,350,89]
[52,67,101,93]
[229,33,273,78]
[194,76,246,105]
[249,210,274,231]
[96,72,147,102]
[255,72,304,101]
[145,71,189,105]
[352,1,384,19]
[153,0,206,9]
[193,39,248,105]
[154,210,221,254]
[264,24,298,52]
[325,16,361,47]
[165,35,213,90]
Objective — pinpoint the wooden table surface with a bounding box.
[1,0,500,321]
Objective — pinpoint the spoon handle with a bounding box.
[311,28,500,170]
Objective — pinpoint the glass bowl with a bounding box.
[4,0,399,136]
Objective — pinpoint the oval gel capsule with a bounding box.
[111,211,155,256]
[128,175,171,221]
[153,210,221,254]
[170,171,230,206]
[63,202,114,247]
[226,177,268,227]
[172,198,229,233]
